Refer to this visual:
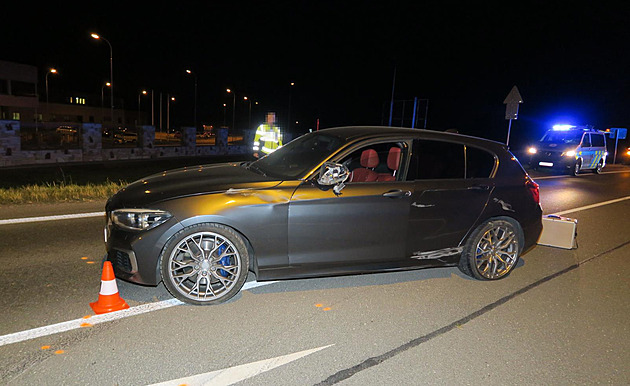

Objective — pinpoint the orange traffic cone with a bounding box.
[90,261,129,314]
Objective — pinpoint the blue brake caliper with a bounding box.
[217,244,230,277]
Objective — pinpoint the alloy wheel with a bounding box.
[166,231,242,302]
[474,224,519,279]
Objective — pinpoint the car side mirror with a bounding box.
[317,162,350,195]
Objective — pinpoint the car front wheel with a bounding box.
[160,223,249,305]
[571,159,582,176]
[458,218,522,280]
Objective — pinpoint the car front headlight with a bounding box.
[562,149,576,157]
[527,147,537,154]
[111,209,172,231]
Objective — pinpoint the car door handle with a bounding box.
[382,190,412,198]
[467,185,490,191]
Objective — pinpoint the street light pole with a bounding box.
[101,82,111,126]
[91,33,114,126]
[288,82,295,133]
[45,68,58,120]
[226,89,235,132]
[244,96,252,129]
[185,69,197,130]
[167,95,175,133]
[138,90,147,125]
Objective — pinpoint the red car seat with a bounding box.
[350,149,379,182]
[376,147,401,181]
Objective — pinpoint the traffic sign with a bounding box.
[608,128,627,139]
[503,86,523,120]
[503,86,523,146]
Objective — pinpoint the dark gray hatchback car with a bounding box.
[105,126,542,305]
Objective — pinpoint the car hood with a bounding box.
[106,162,282,209]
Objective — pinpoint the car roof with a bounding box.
[318,126,507,151]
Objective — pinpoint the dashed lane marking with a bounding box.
[551,195,630,216]
[0,211,105,225]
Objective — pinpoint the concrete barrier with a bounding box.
[0,120,254,167]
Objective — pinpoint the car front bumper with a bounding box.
[105,216,184,286]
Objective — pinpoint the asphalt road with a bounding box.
[0,166,628,385]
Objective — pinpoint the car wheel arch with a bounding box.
[459,215,525,252]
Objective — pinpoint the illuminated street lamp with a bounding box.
[226,88,236,131]
[222,103,227,126]
[91,33,114,124]
[185,69,198,130]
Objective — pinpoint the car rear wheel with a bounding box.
[458,218,522,280]
[160,223,249,305]
[593,159,603,174]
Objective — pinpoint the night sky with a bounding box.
[3,2,629,148]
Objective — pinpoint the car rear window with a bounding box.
[466,146,495,178]
[407,139,464,180]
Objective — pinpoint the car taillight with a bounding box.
[526,178,540,205]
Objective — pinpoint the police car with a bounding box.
[528,125,607,176]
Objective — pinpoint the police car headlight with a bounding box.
[111,209,172,231]
[562,150,576,157]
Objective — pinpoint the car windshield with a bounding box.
[540,130,584,145]
[247,132,345,179]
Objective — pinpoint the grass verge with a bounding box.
[0,181,126,205]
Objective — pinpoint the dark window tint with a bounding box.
[591,133,605,147]
[466,146,495,178]
[581,134,591,147]
[407,140,464,180]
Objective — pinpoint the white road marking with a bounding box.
[0,298,182,347]
[533,169,629,180]
[0,211,105,225]
[0,280,278,347]
[149,344,334,386]
[551,195,630,216]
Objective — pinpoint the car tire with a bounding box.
[458,217,523,280]
[593,159,603,174]
[571,159,582,176]
[160,223,250,305]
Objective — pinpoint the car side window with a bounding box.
[407,139,464,180]
[466,146,495,178]
[591,133,605,147]
[340,142,404,183]
[581,134,591,147]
